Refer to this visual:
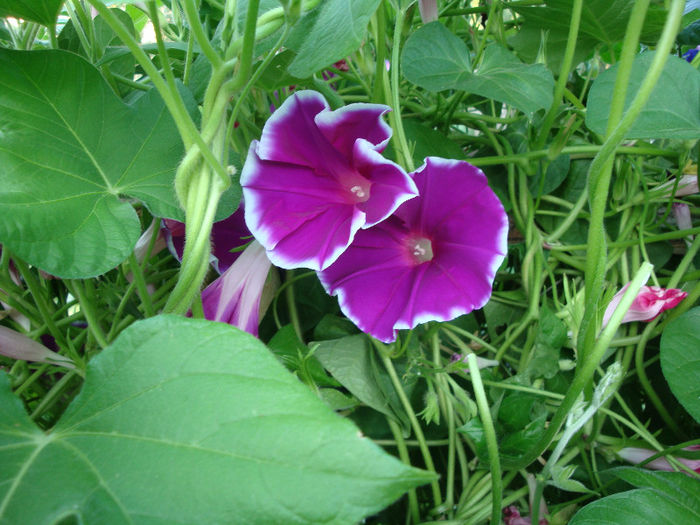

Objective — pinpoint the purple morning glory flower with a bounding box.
[201,240,272,336]
[318,157,508,343]
[241,90,418,271]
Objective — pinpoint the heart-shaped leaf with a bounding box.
[0,49,184,278]
[402,22,554,114]
[0,0,64,26]
[660,307,700,423]
[569,468,700,524]
[287,0,381,77]
[0,315,433,524]
[586,52,700,139]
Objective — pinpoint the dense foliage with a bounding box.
[0,1,699,523]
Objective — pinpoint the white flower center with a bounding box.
[408,237,434,264]
[350,185,366,198]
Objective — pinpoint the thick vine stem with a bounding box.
[577,0,684,359]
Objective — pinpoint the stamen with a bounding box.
[350,185,366,198]
[408,237,434,264]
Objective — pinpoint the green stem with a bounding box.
[127,253,155,318]
[432,333,455,514]
[284,271,304,341]
[388,6,414,172]
[12,259,67,350]
[578,0,683,359]
[534,0,582,148]
[371,4,387,103]
[182,0,223,68]
[386,417,421,524]
[378,346,442,507]
[467,354,502,525]
[470,145,676,168]
[30,370,78,421]
[512,262,653,469]
[69,280,109,349]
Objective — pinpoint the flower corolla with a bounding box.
[318,157,508,342]
[241,90,418,271]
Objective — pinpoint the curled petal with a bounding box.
[658,174,699,197]
[419,0,439,23]
[134,220,167,264]
[315,103,393,156]
[352,139,419,227]
[255,90,343,169]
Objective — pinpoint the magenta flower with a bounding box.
[201,240,272,336]
[241,90,418,271]
[318,157,508,343]
[618,445,700,475]
[602,284,687,328]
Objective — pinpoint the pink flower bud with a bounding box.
[0,326,75,369]
[618,445,700,475]
[602,284,687,328]
[419,0,439,24]
[658,174,698,198]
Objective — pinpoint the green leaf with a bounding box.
[0,0,63,26]
[570,468,700,525]
[401,22,473,90]
[511,0,666,48]
[0,316,433,523]
[58,8,137,83]
[509,24,593,73]
[529,154,570,196]
[287,0,381,77]
[549,464,592,493]
[314,335,408,428]
[0,49,184,278]
[255,50,308,91]
[267,324,338,387]
[586,52,700,139]
[660,307,700,423]
[525,306,567,380]
[402,23,553,114]
[679,19,700,46]
[509,0,667,70]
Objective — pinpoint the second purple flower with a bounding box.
[241,90,418,271]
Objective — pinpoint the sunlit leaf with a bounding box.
[0,49,184,278]
[586,52,700,139]
[402,23,553,114]
[0,316,433,524]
